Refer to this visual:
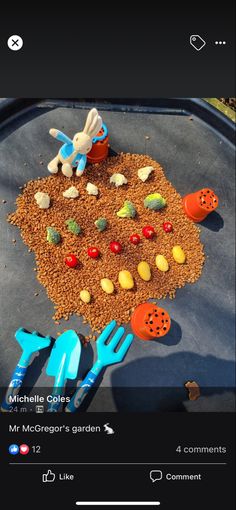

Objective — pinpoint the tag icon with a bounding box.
[190,35,206,51]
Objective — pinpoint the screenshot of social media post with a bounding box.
[0,97,235,508]
[0,4,235,509]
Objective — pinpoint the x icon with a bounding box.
[12,38,19,47]
[7,35,23,51]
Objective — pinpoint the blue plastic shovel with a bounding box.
[46,330,81,412]
[1,328,51,412]
[66,321,133,413]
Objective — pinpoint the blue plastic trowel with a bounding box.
[46,330,81,412]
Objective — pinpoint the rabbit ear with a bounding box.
[83,108,102,138]
[83,108,97,134]
[89,114,102,138]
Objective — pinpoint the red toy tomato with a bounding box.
[110,241,122,254]
[65,254,78,268]
[130,233,141,245]
[88,247,100,258]
[163,221,173,233]
[142,225,156,239]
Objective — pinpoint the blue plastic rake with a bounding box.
[66,321,133,412]
[1,328,51,412]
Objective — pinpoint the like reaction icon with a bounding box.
[9,444,19,455]
[42,470,56,483]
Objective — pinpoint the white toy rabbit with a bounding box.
[48,108,102,177]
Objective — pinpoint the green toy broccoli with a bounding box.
[144,193,166,210]
[95,218,107,232]
[117,200,136,218]
[46,227,61,244]
[65,218,81,235]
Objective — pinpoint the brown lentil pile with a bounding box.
[8,153,205,331]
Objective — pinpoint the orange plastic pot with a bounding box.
[87,125,109,164]
[131,303,171,341]
[183,188,218,223]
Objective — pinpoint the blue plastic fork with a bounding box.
[65,321,133,412]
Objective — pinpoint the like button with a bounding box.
[42,470,56,483]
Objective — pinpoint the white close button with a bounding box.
[7,35,23,51]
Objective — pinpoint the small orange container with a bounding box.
[87,124,109,164]
[131,303,171,341]
[182,188,218,223]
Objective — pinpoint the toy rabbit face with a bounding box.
[72,132,92,154]
[73,109,103,154]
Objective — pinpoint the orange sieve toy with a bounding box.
[182,188,218,223]
[131,303,171,341]
[87,123,109,164]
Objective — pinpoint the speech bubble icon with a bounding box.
[150,470,163,482]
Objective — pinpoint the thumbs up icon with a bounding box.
[42,470,56,483]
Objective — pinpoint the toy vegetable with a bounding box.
[163,221,173,233]
[130,233,141,245]
[34,192,50,209]
[155,254,169,272]
[65,254,78,268]
[138,166,154,182]
[142,225,156,239]
[118,270,134,289]
[48,108,103,177]
[100,278,114,294]
[46,227,61,244]
[110,173,128,187]
[137,261,151,281]
[88,247,100,259]
[110,241,122,254]
[65,219,81,235]
[80,290,91,303]
[117,200,136,218]
[95,218,107,232]
[86,182,99,196]
[144,193,166,210]
[172,245,186,264]
[63,186,79,199]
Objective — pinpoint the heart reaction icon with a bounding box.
[20,444,29,455]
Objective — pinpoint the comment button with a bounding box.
[150,470,163,482]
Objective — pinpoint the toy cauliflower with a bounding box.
[86,182,99,196]
[144,193,166,210]
[65,218,81,235]
[34,192,50,209]
[138,166,154,182]
[95,218,107,232]
[110,173,128,187]
[117,200,136,218]
[46,227,61,244]
[63,186,79,199]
